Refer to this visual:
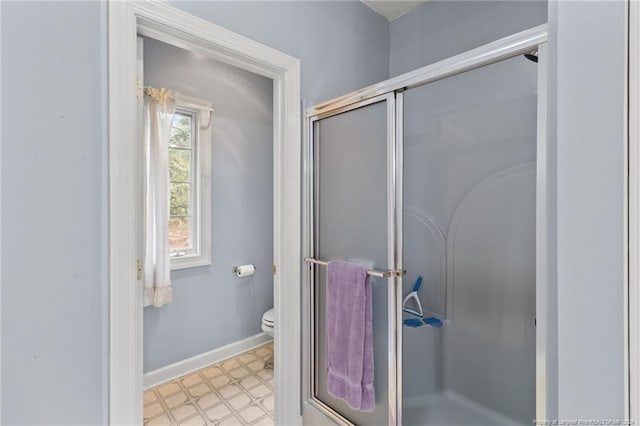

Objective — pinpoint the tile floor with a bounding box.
[144,342,274,426]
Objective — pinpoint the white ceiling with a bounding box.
[361,0,427,21]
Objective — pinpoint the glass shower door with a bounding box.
[401,54,537,425]
[306,94,399,425]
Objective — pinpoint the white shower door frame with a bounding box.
[304,93,399,426]
[303,24,550,426]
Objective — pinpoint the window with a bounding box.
[168,95,212,269]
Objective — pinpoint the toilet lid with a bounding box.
[262,308,275,325]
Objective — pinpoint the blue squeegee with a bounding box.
[402,276,424,317]
[424,317,443,328]
[403,318,423,328]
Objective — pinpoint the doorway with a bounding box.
[139,34,275,424]
[108,2,301,424]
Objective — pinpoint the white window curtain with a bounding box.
[143,87,176,307]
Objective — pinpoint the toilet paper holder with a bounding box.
[232,264,256,277]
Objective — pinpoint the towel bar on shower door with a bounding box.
[303,257,405,279]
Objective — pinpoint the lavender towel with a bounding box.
[326,260,375,412]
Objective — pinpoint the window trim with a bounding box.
[170,94,212,270]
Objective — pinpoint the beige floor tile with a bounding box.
[177,414,206,426]
[144,390,158,405]
[164,391,188,409]
[147,343,276,426]
[158,382,182,397]
[196,392,221,410]
[219,415,243,426]
[239,375,260,390]
[201,365,224,379]
[238,353,258,363]
[209,374,231,389]
[218,383,243,399]
[205,403,232,422]
[250,416,274,426]
[255,347,271,358]
[186,383,211,398]
[256,369,273,380]
[246,360,264,372]
[238,405,266,423]
[171,403,198,422]
[261,395,274,412]
[228,392,251,410]
[229,366,251,379]
[144,402,165,419]
[146,414,174,426]
[248,384,271,399]
[181,374,202,388]
[262,376,274,389]
[221,359,240,371]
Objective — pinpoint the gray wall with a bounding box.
[550,0,626,419]
[1,1,108,425]
[390,0,548,76]
[0,1,388,424]
[142,37,274,372]
[169,1,390,104]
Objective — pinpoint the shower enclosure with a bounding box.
[302,25,549,426]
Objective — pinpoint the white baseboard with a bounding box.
[143,332,273,390]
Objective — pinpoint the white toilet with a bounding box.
[261,308,274,337]
[261,308,275,369]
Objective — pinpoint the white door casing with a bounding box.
[628,0,638,422]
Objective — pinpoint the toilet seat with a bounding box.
[262,308,274,337]
[262,308,274,325]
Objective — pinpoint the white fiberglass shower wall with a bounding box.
[303,25,548,426]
